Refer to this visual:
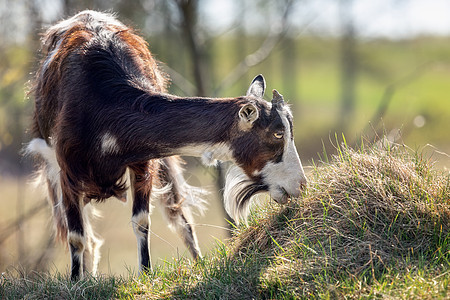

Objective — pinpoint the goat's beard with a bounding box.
[223,166,268,225]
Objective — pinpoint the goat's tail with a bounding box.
[25,138,68,243]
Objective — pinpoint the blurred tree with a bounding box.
[0,0,36,175]
[174,0,209,97]
[338,0,357,131]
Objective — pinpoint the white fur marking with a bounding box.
[42,39,63,73]
[178,143,234,166]
[68,231,86,254]
[131,211,150,270]
[49,10,124,36]
[26,138,60,186]
[83,204,103,275]
[67,231,86,278]
[261,108,306,201]
[131,211,150,239]
[252,169,261,177]
[101,132,120,155]
[223,166,251,224]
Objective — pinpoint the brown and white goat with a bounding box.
[26,10,307,280]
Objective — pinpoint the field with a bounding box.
[205,36,450,156]
[1,35,450,298]
[1,138,449,299]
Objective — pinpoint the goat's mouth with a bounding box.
[272,187,290,204]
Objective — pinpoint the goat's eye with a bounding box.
[273,132,284,139]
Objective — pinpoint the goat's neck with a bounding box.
[119,92,242,163]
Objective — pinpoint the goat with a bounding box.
[26,10,307,280]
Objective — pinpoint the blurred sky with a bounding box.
[202,0,450,38]
[1,0,450,44]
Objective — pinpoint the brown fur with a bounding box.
[27,10,301,279]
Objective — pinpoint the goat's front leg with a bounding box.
[62,186,86,280]
[81,201,103,276]
[130,164,153,273]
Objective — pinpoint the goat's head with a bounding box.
[225,74,307,223]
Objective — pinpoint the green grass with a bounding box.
[1,137,449,299]
[0,269,122,299]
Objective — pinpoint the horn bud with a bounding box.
[272,89,285,107]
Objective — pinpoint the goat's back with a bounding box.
[31,10,168,141]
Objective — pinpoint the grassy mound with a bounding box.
[116,139,448,299]
[233,139,449,298]
[2,139,449,299]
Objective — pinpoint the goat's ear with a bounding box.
[239,103,259,129]
[246,74,266,98]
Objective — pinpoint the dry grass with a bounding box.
[116,138,449,299]
[232,138,449,297]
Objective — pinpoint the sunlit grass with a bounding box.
[122,137,449,299]
[0,269,123,299]
[1,137,449,299]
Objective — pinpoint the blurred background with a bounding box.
[0,0,449,276]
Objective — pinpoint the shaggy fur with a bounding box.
[26,10,306,280]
